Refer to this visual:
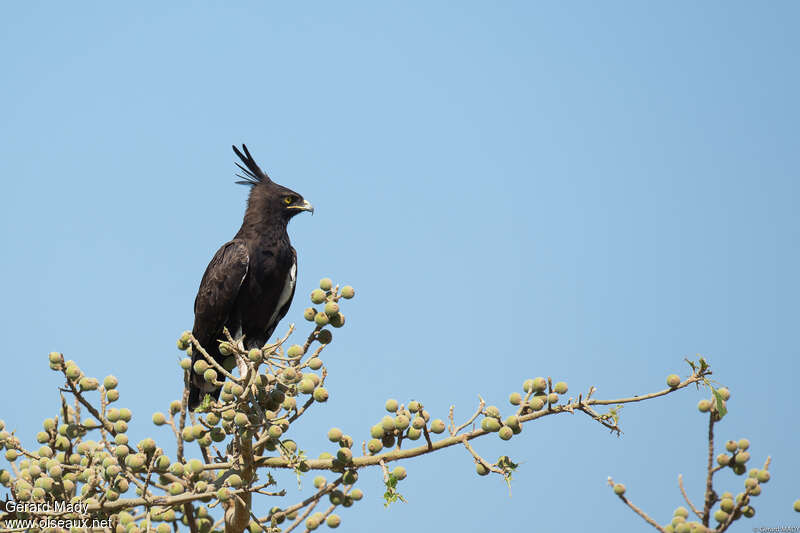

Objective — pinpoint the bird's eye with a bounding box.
[284,196,295,205]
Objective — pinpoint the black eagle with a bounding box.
[188,145,313,410]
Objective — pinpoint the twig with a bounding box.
[678,474,702,519]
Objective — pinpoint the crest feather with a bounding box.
[232,144,271,185]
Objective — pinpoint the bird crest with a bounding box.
[233,144,272,186]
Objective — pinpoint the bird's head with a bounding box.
[232,144,314,222]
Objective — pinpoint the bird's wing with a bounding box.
[189,240,249,409]
[192,240,249,349]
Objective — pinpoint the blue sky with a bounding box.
[1,2,797,531]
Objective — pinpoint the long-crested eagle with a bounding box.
[188,145,313,410]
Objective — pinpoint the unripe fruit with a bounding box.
[299,378,315,394]
[666,374,681,388]
[79,377,99,391]
[342,470,358,485]
[324,301,339,315]
[735,451,750,465]
[498,426,513,440]
[481,418,501,432]
[155,455,171,471]
[205,412,220,426]
[113,421,128,433]
[313,387,329,402]
[234,413,248,427]
[794,499,800,512]
[314,312,330,326]
[371,425,385,438]
[282,366,297,381]
[313,475,326,489]
[367,439,382,453]
[168,482,184,495]
[193,360,209,375]
[674,507,689,518]
[311,289,326,304]
[406,427,421,440]
[476,463,489,476]
[327,428,343,442]
[613,483,626,495]
[140,438,156,454]
[104,375,119,390]
[554,381,568,394]
[713,509,728,522]
[717,454,730,466]
[547,393,559,404]
[326,514,341,528]
[412,416,425,430]
[337,448,352,463]
[65,365,81,380]
[430,419,446,434]
[529,397,545,411]
[385,399,399,413]
[203,368,217,383]
[114,445,129,458]
[485,405,500,419]
[717,387,730,400]
[408,401,421,413]
[319,278,333,291]
[757,470,770,483]
[334,285,354,301]
[532,377,547,392]
[316,329,332,344]
[697,400,711,413]
[392,466,406,480]
[48,352,63,364]
[219,342,233,356]
[287,344,304,358]
[304,307,317,321]
[744,477,758,490]
[725,440,738,452]
[106,389,119,402]
[738,438,750,450]
[170,400,182,414]
[394,415,410,431]
[248,349,261,363]
[743,505,755,517]
[509,392,522,405]
[720,498,734,512]
[308,357,323,370]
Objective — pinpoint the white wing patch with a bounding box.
[268,260,296,331]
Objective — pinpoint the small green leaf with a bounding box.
[711,387,727,418]
[383,474,406,507]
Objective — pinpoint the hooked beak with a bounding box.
[287,199,314,215]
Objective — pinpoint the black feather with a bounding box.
[232,144,271,185]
